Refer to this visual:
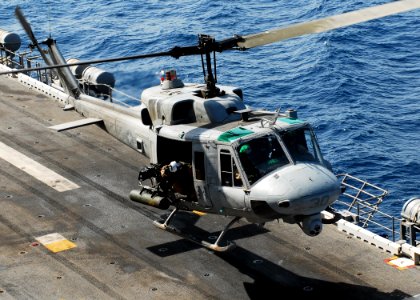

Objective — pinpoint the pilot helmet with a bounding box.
[239,144,251,154]
[169,161,179,172]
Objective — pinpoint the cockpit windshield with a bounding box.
[236,127,324,186]
[280,127,321,164]
[237,134,289,185]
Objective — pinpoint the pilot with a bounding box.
[239,144,251,155]
[238,143,260,184]
[233,166,242,187]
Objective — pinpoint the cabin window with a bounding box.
[220,149,242,187]
[171,100,196,125]
[141,108,152,126]
[136,138,143,153]
[194,151,205,180]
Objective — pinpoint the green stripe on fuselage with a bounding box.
[277,117,304,125]
[217,127,254,142]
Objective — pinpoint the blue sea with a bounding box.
[1,1,419,223]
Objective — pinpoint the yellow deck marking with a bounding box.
[0,141,80,192]
[192,210,206,216]
[384,256,415,270]
[35,233,76,253]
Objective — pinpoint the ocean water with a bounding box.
[1,1,419,222]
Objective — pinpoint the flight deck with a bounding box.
[1,75,419,299]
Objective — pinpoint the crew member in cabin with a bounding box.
[160,161,196,201]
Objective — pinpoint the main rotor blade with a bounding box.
[0,40,202,75]
[0,50,173,75]
[237,0,420,49]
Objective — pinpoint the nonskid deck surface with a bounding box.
[0,75,419,299]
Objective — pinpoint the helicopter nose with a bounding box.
[250,163,341,216]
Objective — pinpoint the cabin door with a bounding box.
[192,143,213,208]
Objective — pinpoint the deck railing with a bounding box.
[333,173,402,241]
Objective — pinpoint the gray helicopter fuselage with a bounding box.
[5,0,419,238]
[71,79,341,236]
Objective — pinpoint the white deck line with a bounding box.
[0,141,80,192]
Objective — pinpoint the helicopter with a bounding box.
[1,1,419,252]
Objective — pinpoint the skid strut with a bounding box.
[153,208,239,252]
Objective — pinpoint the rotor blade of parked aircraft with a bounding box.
[14,6,54,66]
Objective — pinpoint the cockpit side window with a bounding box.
[220,149,243,187]
[237,135,289,185]
[281,128,319,163]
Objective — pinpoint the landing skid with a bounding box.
[153,208,240,252]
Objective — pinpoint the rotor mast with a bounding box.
[198,34,220,98]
